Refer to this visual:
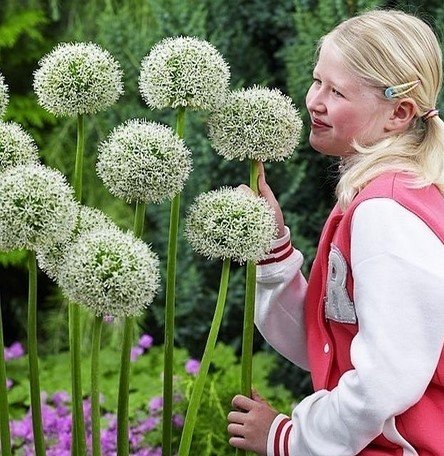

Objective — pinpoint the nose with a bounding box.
[306,85,326,114]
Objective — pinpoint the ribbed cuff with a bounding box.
[267,413,293,456]
[258,226,294,265]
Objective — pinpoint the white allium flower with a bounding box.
[0,163,79,251]
[207,86,303,162]
[185,187,278,264]
[33,42,124,116]
[37,206,116,281]
[97,119,192,203]
[0,122,39,173]
[139,36,230,110]
[0,72,8,118]
[58,228,160,317]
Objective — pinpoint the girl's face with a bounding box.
[306,38,393,157]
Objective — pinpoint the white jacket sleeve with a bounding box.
[267,198,444,456]
[255,226,309,370]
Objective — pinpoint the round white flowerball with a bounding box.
[0,122,39,173]
[58,228,160,317]
[0,164,79,251]
[207,86,303,162]
[139,36,230,110]
[0,72,9,118]
[37,206,116,281]
[97,119,192,204]
[185,187,278,264]
[33,42,124,116]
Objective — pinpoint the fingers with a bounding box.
[232,394,255,411]
[227,422,244,437]
[227,410,246,424]
[236,183,255,196]
[228,436,250,450]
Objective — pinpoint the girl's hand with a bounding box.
[227,390,279,455]
[257,162,285,238]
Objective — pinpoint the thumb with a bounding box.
[251,388,268,404]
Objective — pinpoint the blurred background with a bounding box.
[1,0,443,399]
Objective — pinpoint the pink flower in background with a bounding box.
[149,396,163,413]
[6,378,13,389]
[138,334,153,350]
[4,341,25,361]
[172,413,184,428]
[131,346,144,362]
[185,358,200,375]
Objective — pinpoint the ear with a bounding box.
[385,98,418,132]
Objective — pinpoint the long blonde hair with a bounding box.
[325,10,444,209]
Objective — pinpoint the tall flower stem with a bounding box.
[91,315,103,456]
[116,201,146,456]
[117,317,134,456]
[0,296,12,456]
[163,106,186,456]
[237,159,259,456]
[178,258,231,456]
[70,113,87,456]
[27,251,46,456]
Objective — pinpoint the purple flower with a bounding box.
[52,391,70,407]
[138,334,153,350]
[6,378,13,389]
[172,413,184,428]
[134,416,159,433]
[131,346,144,362]
[103,315,114,324]
[148,396,163,412]
[185,358,200,375]
[4,341,25,361]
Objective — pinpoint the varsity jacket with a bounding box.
[255,173,444,455]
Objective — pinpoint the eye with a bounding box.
[332,88,344,98]
[313,77,322,86]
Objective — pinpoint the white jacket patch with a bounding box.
[325,244,357,324]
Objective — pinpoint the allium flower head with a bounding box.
[58,228,160,317]
[185,187,278,264]
[33,42,124,116]
[37,205,116,281]
[0,163,78,251]
[207,86,303,161]
[97,119,192,203]
[139,36,230,110]
[0,72,9,118]
[0,121,39,173]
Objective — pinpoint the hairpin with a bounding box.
[384,80,421,99]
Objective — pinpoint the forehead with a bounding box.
[315,39,374,96]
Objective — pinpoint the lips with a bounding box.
[311,117,332,128]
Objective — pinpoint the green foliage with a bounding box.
[5,342,297,452]
[1,0,443,401]
[0,9,46,51]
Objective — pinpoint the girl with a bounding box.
[227,9,444,456]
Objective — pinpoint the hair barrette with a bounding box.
[384,80,421,99]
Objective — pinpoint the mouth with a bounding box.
[311,117,332,128]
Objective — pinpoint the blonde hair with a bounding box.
[324,10,444,209]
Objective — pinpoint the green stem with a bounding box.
[70,112,87,456]
[117,317,134,456]
[133,201,146,238]
[27,251,46,456]
[74,114,85,202]
[91,316,103,456]
[237,160,259,456]
[178,259,231,456]
[0,296,12,456]
[162,106,185,456]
